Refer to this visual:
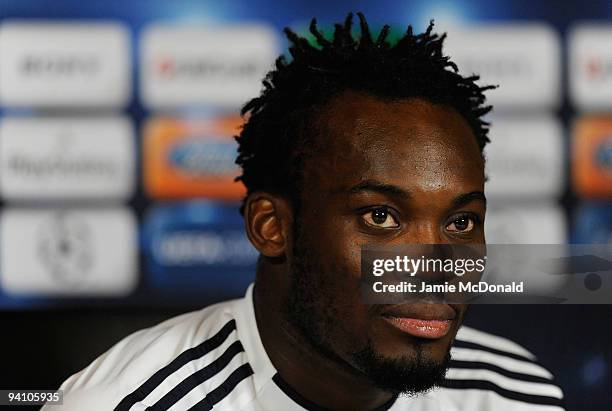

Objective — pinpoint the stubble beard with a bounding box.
[282,218,451,395]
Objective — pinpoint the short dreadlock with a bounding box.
[235,12,495,215]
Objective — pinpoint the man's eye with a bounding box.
[446,215,476,233]
[361,208,399,229]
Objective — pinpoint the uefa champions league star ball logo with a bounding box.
[37,211,94,288]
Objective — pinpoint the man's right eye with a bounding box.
[361,208,400,229]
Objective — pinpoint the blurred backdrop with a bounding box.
[0,0,610,410]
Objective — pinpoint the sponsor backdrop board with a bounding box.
[0,1,611,409]
[0,0,609,305]
[0,117,135,201]
[143,117,245,200]
[0,208,137,296]
[0,22,131,108]
[443,24,561,110]
[140,24,278,109]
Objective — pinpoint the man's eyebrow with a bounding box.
[452,191,487,208]
[347,180,411,199]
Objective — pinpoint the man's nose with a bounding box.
[398,221,454,282]
[401,221,447,245]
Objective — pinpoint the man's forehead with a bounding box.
[305,91,483,192]
[316,90,477,151]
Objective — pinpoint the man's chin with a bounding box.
[352,341,451,395]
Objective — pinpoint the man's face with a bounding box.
[284,90,486,394]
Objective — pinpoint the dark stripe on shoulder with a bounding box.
[439,379,564,407]
[452,339,540,365]
[147,341,245,410]
[114,319,236,411]
[449,360,553,384]
[188,363,254,410]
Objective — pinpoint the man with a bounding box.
[46,13,565,410]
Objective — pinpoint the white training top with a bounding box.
[43,284,566,411]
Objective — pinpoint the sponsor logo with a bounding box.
[37,211,94,288]
[0,22,130,107]
[569,25,612,109]
[0,117,134,201]
[143,117,245,200]
[584,56,612,82]
[153,230,255,266]
[140,24,278,108]
[455,56,532,78]
[7,129,117,179]
[155,55,258,80]
[0,208,137,296]
[573,117,612,197]
[20,53,99,78]
[443,24,560,109]
[169,139,237,177]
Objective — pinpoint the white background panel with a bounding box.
[0,208,137,296]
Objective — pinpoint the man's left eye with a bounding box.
[361,208,400,229]
[446,215,475,233]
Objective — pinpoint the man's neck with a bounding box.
[253,272,396,411]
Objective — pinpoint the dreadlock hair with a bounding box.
[235,12,495,215]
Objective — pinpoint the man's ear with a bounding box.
[243,192,293,258]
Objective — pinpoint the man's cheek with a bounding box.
[349,241,364,279]
[307,237,359,280]
[332,298,374,352]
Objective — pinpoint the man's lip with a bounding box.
[381,317,453,339]
[379,304,458,339]
[379,303,457,321]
